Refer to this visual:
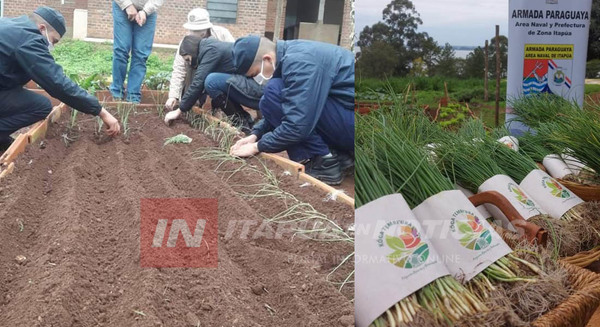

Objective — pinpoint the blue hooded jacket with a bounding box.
[251,40,354,153]
[0,16,101,115]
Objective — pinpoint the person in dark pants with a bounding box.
[163,36,263,134]
[110,0,162,103]
[229,36,355,185]
[0,6,120,153]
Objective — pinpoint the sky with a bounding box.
[355,0,509,47]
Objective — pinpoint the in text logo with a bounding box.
[140,198,218,268]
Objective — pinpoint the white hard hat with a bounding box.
[183,8,213,31]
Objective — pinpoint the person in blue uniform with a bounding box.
[0,6,120,153]
[229,36,355,185]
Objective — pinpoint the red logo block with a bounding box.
[140,198,218,268]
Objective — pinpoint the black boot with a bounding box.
[332,149,354,173]
[212,95,254,134]
[304,153,343,185]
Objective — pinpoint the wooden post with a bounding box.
[484,40,489,102]
[495,25,501,127]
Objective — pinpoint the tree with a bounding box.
[588,1,600,61]
[431,43,457,77]
[358,0,441,76]
[464,47,486,78]
[356,41,400,78]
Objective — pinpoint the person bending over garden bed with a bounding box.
[229,36,355,186]
[164,8,235,111]
[164,36,263,134]
[0,6,120,153]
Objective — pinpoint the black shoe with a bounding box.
[332,149,354,172]
[304,154,343,185]
[0,137,15,155]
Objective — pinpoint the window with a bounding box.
[0,0,3,18]
[207,0,238,24]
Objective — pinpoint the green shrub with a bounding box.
[586,59,600,78]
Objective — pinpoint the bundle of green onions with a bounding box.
[508,93,580,129]
[359,126,557,326]
[509,94,599,183]
[484,134,600,258]
[357,147,486,326]
[535,120,600,183]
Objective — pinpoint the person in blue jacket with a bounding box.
[229,36,354,185]
[163,36,262,134]
[0,6,120,153]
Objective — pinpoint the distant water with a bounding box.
[454,49,474,59]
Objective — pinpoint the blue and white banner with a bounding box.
[506,0,592,135]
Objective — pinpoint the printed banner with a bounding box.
[412,190,512,282]
[478,174,547,220]
[520,169,584,219]
[506,0,592,134]
[355,194,449,327]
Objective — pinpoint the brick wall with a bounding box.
[4,0,351,48]
[4,0,78,37]
[87,0,268,43]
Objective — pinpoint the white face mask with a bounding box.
[253,60,274,86]
[43,26,54,51]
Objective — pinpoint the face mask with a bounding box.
[43,26,54,51]
[253,59,274,86]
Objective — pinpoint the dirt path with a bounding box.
[0,111,354,326]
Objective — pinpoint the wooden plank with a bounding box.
[0,134,29,165]
[260,153,304,176]
[299,172,354,208]
[27,120,49,144]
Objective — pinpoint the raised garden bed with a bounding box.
[0,107,354,326]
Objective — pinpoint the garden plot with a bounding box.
[0,108,354,326]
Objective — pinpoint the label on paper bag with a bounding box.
[355,194,449,327]
[543,154,573,179]
[457,184,517,232]
[478,175,547,220]
[497,136,519,152]
[520,170,584,219]
[412,190,512,282]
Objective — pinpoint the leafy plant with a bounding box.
[164,134,192,145]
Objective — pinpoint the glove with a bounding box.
[164,109,182,125]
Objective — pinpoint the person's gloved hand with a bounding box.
[125,5,138,21]
[136,10,147,26]
[165,97,177,111]
[98,108,121,136]
[164,108,182,125]
[230,142,259,158]
[231,134,257,151]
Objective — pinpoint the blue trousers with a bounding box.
[259,78,355,162]
[109,1,157,103]
[204,73,261,109]
[0,88,52,142]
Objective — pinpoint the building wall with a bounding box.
[3,0,351,49]
[4,0,78,37]
[87,0,268,43]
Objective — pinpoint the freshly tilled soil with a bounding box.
[0,111,354,326]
